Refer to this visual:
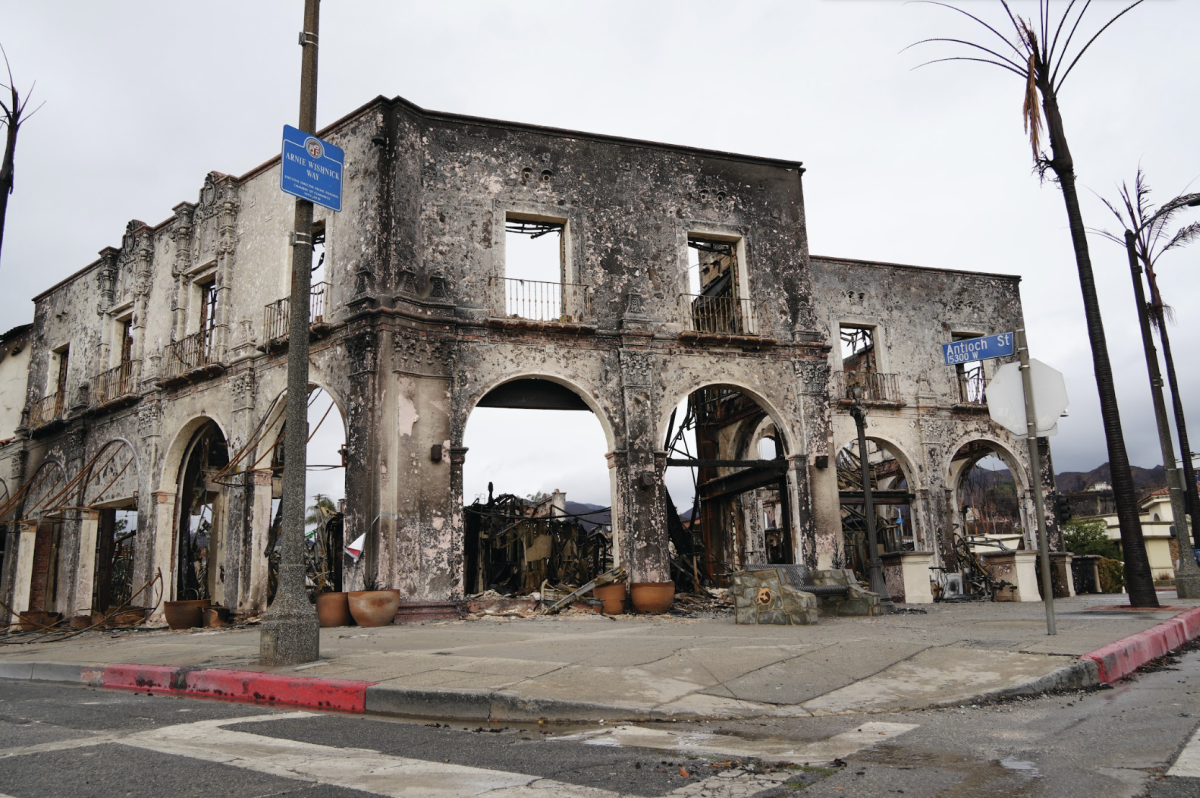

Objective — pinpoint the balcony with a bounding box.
[263,281,332,346]
[832,370,902,404]
[28,392,65,430]
[163,330,221,384]
[956,370,988,408]
[91,360,140,408]
[678,293,762,340]
[489,277,594,329]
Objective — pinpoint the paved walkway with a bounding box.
[2,593,1197,721]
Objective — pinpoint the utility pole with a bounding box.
[1124,230,1200,597]
[1016,329,1055,635]
[261,0,321,666]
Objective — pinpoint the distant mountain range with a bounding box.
[564,501,611,532]
[1055,463,1167,494]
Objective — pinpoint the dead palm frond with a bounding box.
[1093,169,1200,329]
[907,0,1146,169]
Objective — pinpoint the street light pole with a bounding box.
[849,396,895,614]
[261,0,321,666]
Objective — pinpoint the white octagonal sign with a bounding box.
[985,359,1068,437]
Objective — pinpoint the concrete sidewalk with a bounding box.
[2,593,1197,721]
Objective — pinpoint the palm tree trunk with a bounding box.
[1039,84,1159,606]
[0,119,15,265]
[1154,309,1200,550]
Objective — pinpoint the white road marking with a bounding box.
[0,734,119,759]
[1168,724,1200,778]
[117,714,619,798]
[559,721,918,765]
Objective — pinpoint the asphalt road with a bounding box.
[0,645,1198,797]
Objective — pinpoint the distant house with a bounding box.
[1073,484,1191,583]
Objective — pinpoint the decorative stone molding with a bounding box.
[794,360,830,395]
[346,333,377,376]
[394,335,452,377]
[619,350,652,389]
[230,370,257,412]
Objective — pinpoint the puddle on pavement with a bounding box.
[552,721,917,765]
[1000,756,1041,776]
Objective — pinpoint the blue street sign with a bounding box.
[280,125,344,212]
[942,332,1014,365]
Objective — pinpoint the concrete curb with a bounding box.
[1081,606,1200,683]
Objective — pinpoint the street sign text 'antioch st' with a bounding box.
[942,332,1014,365]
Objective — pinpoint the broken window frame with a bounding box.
[952,332,987,405]
[499,211,588,322]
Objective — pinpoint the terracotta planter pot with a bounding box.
[347,589,401,627]
[203,606,231,628]
[164,599,210,630]
[316,592,353,627]
[18,610,62,631]
[592,582,627,615]
[630,581,675,614]
[111,607,149,627]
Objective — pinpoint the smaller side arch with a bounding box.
[459,372,619,454]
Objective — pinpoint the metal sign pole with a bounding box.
[1017,327,1056,635]
[261,0,321,665]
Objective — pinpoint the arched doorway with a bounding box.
[79,440,140,612]
[461,377,614,597]
[15,461,68,614]
[174,421,229,602]
[663,384,791,589]
[949,441,1026,551]
[836,438,918,579]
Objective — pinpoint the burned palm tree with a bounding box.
[0,43,43,270]
[1094,172,1200,561]
[911,0,1158,606]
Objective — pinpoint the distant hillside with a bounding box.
[564,501,611,532]
[1055,463,1166,494]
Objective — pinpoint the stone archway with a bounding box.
[459,375,616,598]
[661,382,795,587]
[945,436,1032,567]
[835,435,922,578]
[172,420,230,603]
[78,440,141,613]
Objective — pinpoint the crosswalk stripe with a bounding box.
[558,721,918,765]
[1168,724,1200,778]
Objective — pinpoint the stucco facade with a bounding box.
[0,95,1058,623]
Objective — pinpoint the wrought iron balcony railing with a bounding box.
[92,360,139,406]
[679,293,760,337]
[263,281,332,343]
[29,392,65,428]
[491,277,592,324]
[832,370,901,403]
[164,330,218,380]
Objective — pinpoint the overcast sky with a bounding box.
[3,1,1198,511]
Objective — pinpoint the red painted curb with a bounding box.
[1082,606,1200,683]
[184,669,371,713]
[97,663,373,713]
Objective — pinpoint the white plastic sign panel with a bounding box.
[985,359,1068,437]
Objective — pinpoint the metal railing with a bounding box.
[832,371,901,403]
[92,360,139,406]
[164,330,217,380]
[492,277,592,323]
[679,293,759,336]
[263,281,332,342]
[29,392,65,428]
[957,369,988,405]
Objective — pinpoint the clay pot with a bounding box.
[70,611,104,630]
[629,581,675,614]
[592,582,627,615]
[315,592,353,627]
[164,599,210,630]
[203,606,231,628]
[347,589,401,627]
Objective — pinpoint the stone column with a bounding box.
[787,454,817,568]
[245,469,275,612]
[149,489,177,608]
[10,522,39,619]
[617,350,670,584]
[74,509,100,616]
[343,331,378,591]
[221,470,251,611]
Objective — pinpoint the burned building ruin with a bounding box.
[0,94,1065,624]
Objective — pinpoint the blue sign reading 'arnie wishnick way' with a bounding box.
[941,332,1014,365]
[280,125,344,212]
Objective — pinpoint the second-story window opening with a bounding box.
[54,345,70,398]
[310,222,327,285]
[953,333,987,404]
[505,218,564,284]
[198,278,218,354]
[685,236,752,335]
[840,325,876,373]
[119,318,134,364]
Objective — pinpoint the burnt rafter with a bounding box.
[505,219,563,239]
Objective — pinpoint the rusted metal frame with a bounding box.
[667,457,786,469]
[21,443,125,522]
[698,466,788,502]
